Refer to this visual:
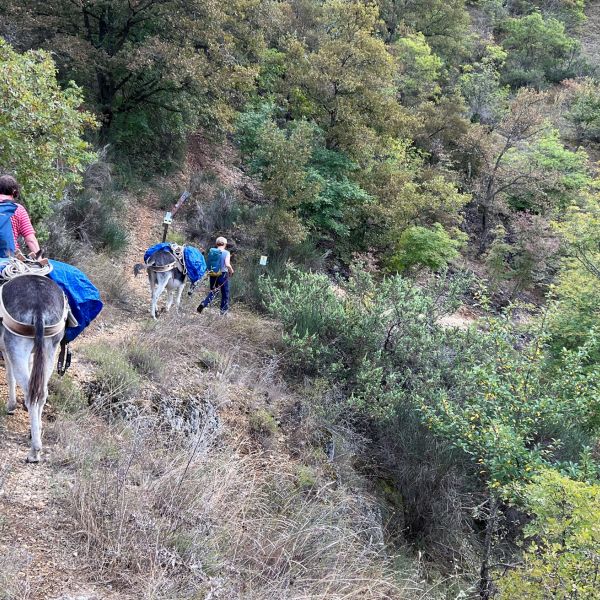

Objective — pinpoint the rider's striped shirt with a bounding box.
[10,204,35,244]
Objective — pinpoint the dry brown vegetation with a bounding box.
[0,263,446,599]
[42,306,443,600]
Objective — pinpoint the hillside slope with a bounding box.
[0,183,434,599]
[581,1,600,70]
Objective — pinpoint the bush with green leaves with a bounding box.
[389,223,465,273]
[393,32,442,106]
[260,264,467,391]
[459,43,509,124]
[485,216,561,297]
[48,373,86,414]
[548,193,600,360]
[236,105,374,249]
[0,38,96,224]
[264,266,599,478]
[505,0,587,31]
[85,344,141,408]
[262,265,600,593]
[498,469,600,599]
[564,78,600,145]
[266,271,597,475]
[499,13,583,88]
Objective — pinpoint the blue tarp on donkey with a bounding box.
[144,242,206,282]
[48,260,103,342]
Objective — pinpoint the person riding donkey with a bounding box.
[197,236,234,315]
[0,175,42,259]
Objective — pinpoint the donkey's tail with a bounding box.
[134,262,154,277]
[29,309,45,406]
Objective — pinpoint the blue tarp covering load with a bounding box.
[144,242,207,283]
[48,260,103,342]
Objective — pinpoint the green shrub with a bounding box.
[110,107,188,177]
[565,78,600,145]
[389,224,464,272]
[45,160,128,256]
[48,373,86,414]
[262,264,600,583]
[123,343,164,381]
[85,344,141,406]
[500,13,584,88]
[295,464,318,491]
[248,408,278,440]
[231,241,325,306]
[498,469,600,599]
[506,0,587,31]
[0,38,96,223]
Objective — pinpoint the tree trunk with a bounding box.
[479,494,498,600]
[97,70,115,142]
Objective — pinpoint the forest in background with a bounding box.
[1,0,600,597]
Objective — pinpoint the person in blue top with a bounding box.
[197,236,233,315]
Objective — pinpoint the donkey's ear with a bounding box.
[36,249,44,260]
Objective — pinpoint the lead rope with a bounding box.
[0,256,53,280]
[57,338,71,376]
[169,243,187,276]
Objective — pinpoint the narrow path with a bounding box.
[0,196,167,599]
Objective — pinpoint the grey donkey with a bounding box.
[134,248,185,319]
[0,275,69,462]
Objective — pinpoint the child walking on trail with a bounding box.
[197,236,233,315]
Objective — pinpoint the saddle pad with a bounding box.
[48,260,103,342]
[144,243,207,283]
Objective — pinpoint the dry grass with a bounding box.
[46,304,440,598]
[50,411,432,599]
[41,270,456,599]
[75,251,131,304]
[0,548,34,599]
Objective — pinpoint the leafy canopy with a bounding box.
[498,469,600,599]
[500,12,582,88]
[0,38,95,223]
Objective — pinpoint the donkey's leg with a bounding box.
[4,354,18,414]
[152,274,170,319]
[149,273,157,319]
[5,340,32,406]
[27,341,59,463]
[175,282,185,312]
[165,287,175,312]
[5,339,41,461]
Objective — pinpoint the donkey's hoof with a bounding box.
[25,453,40,464]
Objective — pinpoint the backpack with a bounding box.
[206,247,223,277]
[0,202,17,258]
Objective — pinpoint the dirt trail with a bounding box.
[0,196,167,600]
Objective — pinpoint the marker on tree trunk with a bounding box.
[162,191,191,242]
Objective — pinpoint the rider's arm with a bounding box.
[24,234,41,255]
[14,205,40,256]
[225,251,234,275]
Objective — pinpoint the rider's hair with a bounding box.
[0,175,19,199]
[216,236,227,247]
